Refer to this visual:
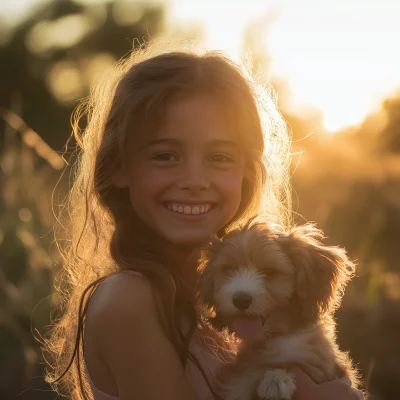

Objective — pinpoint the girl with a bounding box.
[45,39,363,400]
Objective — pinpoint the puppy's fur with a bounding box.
[198,221,361,400]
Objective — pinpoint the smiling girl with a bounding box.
[45,39,363,400]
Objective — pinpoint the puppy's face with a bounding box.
[198,222,354,340]
[199,225,295,340]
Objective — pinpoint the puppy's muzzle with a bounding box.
[232,292,253,311]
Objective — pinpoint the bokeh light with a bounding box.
[169,0,400,132]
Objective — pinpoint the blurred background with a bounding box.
[0,0,399,399]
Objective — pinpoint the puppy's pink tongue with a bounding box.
[232,317,262,340]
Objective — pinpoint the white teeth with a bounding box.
[166,203,213,215]
[192,206,200,214]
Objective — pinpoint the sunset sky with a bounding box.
[2,0,400,132]
[169,0,400,132]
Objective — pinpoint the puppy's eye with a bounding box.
[263,268,277,278]
[221,265,235,275]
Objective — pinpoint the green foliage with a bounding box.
[0,123,60,398]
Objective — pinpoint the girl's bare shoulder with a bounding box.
[86,270,156,327]
[84,271,196,400]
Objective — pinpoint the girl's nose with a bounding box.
[177,163,210,191]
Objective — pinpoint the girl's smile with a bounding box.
[114,95,246,247]
[165,201,215,215]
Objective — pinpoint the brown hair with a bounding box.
[43,38,292,399]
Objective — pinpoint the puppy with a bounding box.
[198,220,360,400]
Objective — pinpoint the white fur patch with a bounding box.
[257,369,296,400]
[215,267,267,314]
[274,335,306,361]
[269,333,317,365]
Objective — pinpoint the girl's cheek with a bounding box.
[219,168,244,188]
[213,171,244,204]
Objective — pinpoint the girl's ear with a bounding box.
[113,167,129,188]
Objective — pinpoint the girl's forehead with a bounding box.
[128,93,248,154]
[154,95,239,141]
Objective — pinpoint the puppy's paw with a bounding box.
[257,369,296,400]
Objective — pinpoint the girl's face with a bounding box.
[115,95,245,248]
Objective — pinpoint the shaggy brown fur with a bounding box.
[198,221,361,400]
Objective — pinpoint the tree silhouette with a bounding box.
[380,96,400,153]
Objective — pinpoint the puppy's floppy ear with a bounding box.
[197,235,222,308]
[279,224,355,322]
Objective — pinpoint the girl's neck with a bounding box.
[160,242,197,272]
[161,244,190,267]
[159,242,201,297]
[133,215,201,293]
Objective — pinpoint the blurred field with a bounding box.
[0,1,399,399]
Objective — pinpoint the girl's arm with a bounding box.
[292,367,364,400]
[84,272,196,400]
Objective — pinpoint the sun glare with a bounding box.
[168,0,267,60]
[168,0,400,133]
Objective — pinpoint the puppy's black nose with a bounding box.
[232,292,252,310]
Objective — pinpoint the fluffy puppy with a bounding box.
[198,220,361,400]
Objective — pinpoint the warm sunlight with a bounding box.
[1,2,399,399]
[169,0,400,133]
[3,0,400,132]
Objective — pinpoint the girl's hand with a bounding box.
[292,367,364,400]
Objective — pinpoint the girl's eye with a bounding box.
[153,153,178,161]
[209,154,234,163]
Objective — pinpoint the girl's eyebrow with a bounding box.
[141,138,239,150]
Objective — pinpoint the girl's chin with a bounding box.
[169,236,209,248]
[164,230,214,248]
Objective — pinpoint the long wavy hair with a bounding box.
[43,38,293,399]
